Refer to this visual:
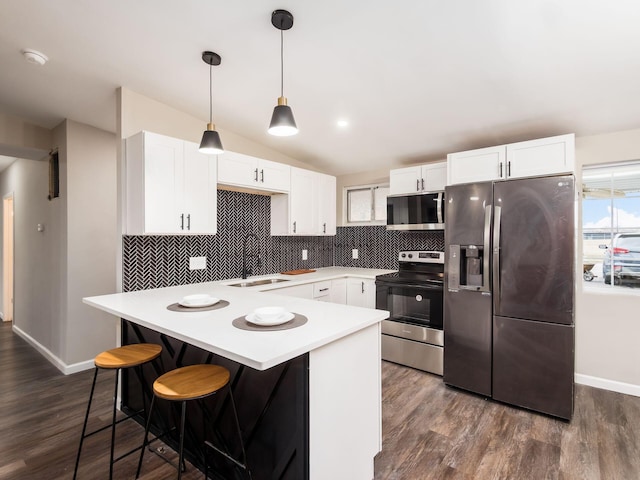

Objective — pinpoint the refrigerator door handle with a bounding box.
[493,205,502,310]
[437,192,444,224]
[481,205,492,292]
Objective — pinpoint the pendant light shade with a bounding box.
[199,51,224,154]
[268,10,298,136]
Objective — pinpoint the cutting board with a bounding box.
[280,269,316,275]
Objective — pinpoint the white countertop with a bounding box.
[84,267,394,371]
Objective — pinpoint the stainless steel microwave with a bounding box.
[386,192,445,230]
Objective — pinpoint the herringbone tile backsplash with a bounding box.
[123,190,443,292]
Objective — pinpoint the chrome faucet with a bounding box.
[241,233,261,279]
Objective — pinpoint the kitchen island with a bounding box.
[84,278,389,480]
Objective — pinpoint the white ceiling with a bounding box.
[1,0,640,176]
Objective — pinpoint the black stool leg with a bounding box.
[109,368,120,480]
[228,387,252,480]
[136,394,156,479]
[73,367,99,480]
[177,400,187,480]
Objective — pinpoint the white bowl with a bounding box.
[179,294,219,308]
[254,306,287,322]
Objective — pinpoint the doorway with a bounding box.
[3,193,14,322]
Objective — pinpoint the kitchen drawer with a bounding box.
[313,281,332,299]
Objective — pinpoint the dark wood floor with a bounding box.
[1,321,640,480]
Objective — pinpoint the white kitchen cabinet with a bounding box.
[271,167,337,236]
[317,173,337,235]
[125,131,217,235]
[346,278,376,308]
[217,150,290,193]
[389,162,447,195]
[447,145,506,185]
[313,281,332,302]
[447,134,575,185]
[506,134,575,178]
[330,278,347,305]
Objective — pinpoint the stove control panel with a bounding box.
[398,250,444,264]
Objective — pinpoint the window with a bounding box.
[344,183,389,225]
[582,161,640,290]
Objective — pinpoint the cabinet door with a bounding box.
[217,151,258,187]
[447,145,506,185]
[330,278,347,305]
[390,166,422,195]
[422,162,448,191]
[144,132,184,233]
[182,142,217,234]
[317,173,337,235]
[258,159,291,192]
[290,167,316,235]
[346,278,375,308]
[506,134,575,179]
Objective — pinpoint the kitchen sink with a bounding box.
[228,278,290,288]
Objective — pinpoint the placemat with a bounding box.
[167,299,230,312]
[232,313,308,331]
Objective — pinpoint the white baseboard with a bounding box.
[575,373,640,397]
[12,325,94,375]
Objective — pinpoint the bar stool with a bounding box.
[73,343,162,480]
[136,364,251,480]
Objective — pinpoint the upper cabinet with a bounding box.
[271,167,337,236]
[447,134,575,185]
[218,151,290,193]
[389,161,447,195]
[125,131,217,235]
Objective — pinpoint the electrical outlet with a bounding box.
[352,248,359,259]
[302,249,308,260]
[189,256,207,270]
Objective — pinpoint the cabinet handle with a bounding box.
[361,281,365,294]
[180,213,184,230]
[416,179,420,192]
[319,288,329,292]
[260,169,264,182]
[323,222,326,234]
[293,221,296,233]
[254,168,259,182]
[187,214,191,231]
[507,161,511,177]
[499,162,503,178]
[421,178,425,191]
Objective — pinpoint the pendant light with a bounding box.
[268,9,298,136]
[199,51,225,154]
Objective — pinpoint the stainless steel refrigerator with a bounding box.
[444,175,575,420]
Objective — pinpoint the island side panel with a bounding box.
[122,320,310,480]
[308,322,382,480]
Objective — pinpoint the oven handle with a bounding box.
[375,281,444,292]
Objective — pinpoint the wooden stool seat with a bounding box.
[95,343,162,369]
[153,364,230,401]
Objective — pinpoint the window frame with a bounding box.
[343,182,389,226]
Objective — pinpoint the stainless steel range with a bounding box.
[375,251,444,375]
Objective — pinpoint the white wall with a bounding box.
[574,127,640,395]
[64,120,117,364]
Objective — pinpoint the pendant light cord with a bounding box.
[280,28,284,97]
[209,63,213,124]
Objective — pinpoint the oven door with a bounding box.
[376,282,443,330]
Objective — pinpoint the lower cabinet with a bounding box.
[270,277,372,307]
[346,279,376,308]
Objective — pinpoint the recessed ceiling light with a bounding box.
[22,49,48,66]
[337,119,349,128]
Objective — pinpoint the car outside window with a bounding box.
[582,162,640,290]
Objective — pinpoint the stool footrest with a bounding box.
[82,408,144,440]
[204,440,249,471]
